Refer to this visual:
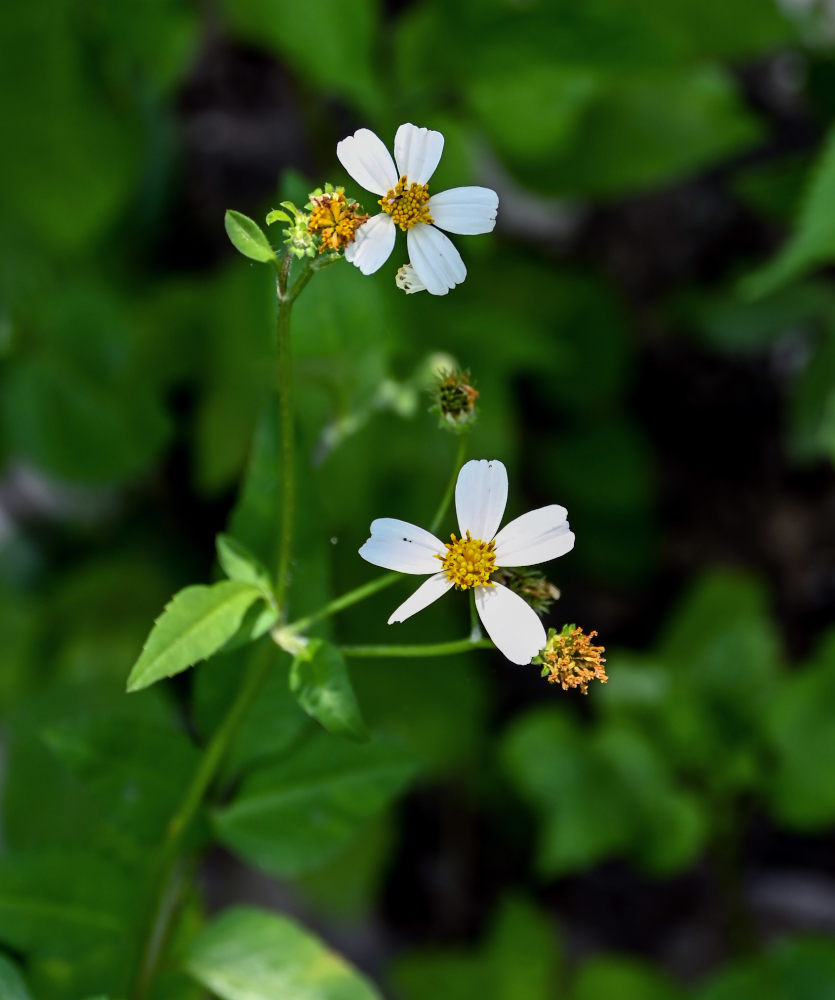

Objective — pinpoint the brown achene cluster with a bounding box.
[307,189,369,253]
[539,626,607,694]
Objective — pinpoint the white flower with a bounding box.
[336,123,499,296]
[358,459,575,664]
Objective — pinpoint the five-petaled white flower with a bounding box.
[358,459,575,664]
[336,123,499,295]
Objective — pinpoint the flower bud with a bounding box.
[431,368,479,432]
[491,567,560,616]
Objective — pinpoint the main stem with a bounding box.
[130,255,302,999]
[275,257,298,614]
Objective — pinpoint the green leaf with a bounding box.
[127,580,264,692]
[743,128,835,298]
[696,937,835,1000]
[0,955,33,1000]
[185,906,382,1000]
[224,210,278,263]
[0,851,137,956]
[290,639,369,742]
[766,629,835,829]
[266,208,292,225]
[391,895,560,1000]
[216,533,273,594]
[194,642,309,778]
[572,957,684,1000]
[214,734,419,877]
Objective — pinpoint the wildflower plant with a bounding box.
[121,123,606,997]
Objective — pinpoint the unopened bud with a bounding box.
[492,567,560,617]
[432,368,479,432]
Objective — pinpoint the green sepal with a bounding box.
[265,208,292,225]
[224,210,278,263]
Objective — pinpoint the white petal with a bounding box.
[494,505,575,568]
[406,225,466,296]
[344,213,396,274]
[388,572,453,624]
[475,584,546,665]
[394,124,444,185]
[359,518,446,574]
[428,187,499,235]
[455,459,508,542]
[395,263,426,294]
[336,128,398,195]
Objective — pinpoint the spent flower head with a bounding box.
[337,123,498,295]
[307,186,369,254]
[492,566,560,617]
[534,625,607,694]
[359,459,574,664]
[431,368,479,432]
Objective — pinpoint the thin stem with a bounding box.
[274,265,297,615]
[469,589,482,641]
[286,571,400,635]
[342,637,493,658]
[129,644,275,1000]
[429,435,467,534]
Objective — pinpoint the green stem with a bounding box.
[129,644,275,1000]
[286,571,400,634]
[274,262,298,615]
[429,435,467,534]
[342,637,493,658]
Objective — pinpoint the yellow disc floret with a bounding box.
[437,531,496,590]
[379,175,433,231]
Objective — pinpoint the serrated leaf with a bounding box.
[0,955,33,1000]
[216,533,273,594]
[743,128,835,298]
[127,581,264,692]
[224,210,277,263]
[213,734,419,877]
[290,639,369,742]
[185,906,381,1000]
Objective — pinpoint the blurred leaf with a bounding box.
[571,956,684,1000]
[744,128,835,298]
[290,639,369,742]
[392,894,560,1000]
[214,733,419,877]
[193,641,309,777]
[218,0,381,113]
[216,533,273,594]
[0,851,137,956]
[500,708,706,877]
[500,69,760,198]
[224,211,278,264]
[766,629,835,828]
[696,937,835,1000]
[185,905,381,1000]
[42,717,200,857]
[0,955,33,1000]
[127,581,265,692]
[788,326,835,464]
[1,354,171,485]
[0,1,142,252]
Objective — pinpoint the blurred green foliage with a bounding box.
[3,0,835,997]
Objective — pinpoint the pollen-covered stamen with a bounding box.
[307,189,369,252]
[436,531,496,590]
[379,175,433,231]
[537,625,607,695]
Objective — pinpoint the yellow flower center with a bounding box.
[437,531,496,590]
[379,175,433,231]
